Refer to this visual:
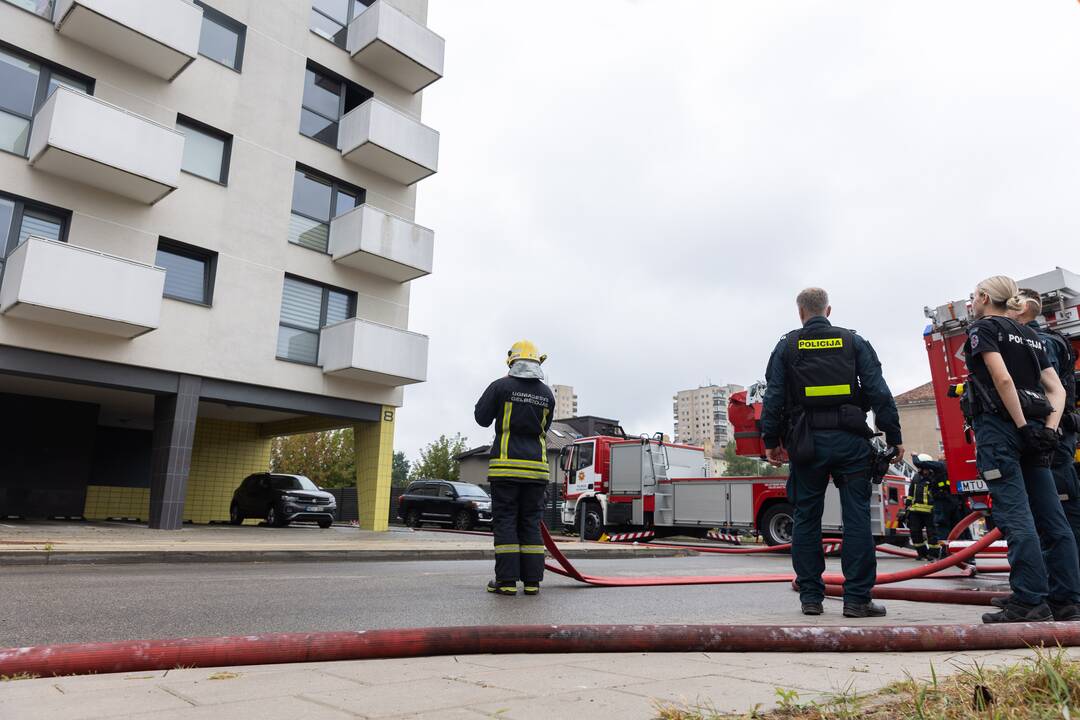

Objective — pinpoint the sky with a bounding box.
[396,0,1080,461]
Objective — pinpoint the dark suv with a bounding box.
[397,481,492,530]
[230,473,337,528]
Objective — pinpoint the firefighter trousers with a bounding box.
[786,430,875,605]
[907,511,940,551]
[490,480,547,584]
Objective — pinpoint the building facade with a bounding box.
[0,0,443,530]
[552,383,577,420]
[672,384,743,453]
[894,382,943,458]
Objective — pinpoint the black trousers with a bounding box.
[490,480,547,584]
[908,511,939,547]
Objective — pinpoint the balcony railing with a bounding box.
[319,318,428,386]
[328,204,433,282]
[0,237,165,338]
[28,87,185,204]
[339,98,439,185]
[54,0,203,81]
[347,0,444,93]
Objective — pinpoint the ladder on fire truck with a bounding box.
[645,441,674,526]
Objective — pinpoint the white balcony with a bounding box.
[319,318,428,386]
[54,0,202,81]
[347,1,444,93]
[329,205,433,282]
[28,87,184,204]
[0,237,165,338]
[339,98,439,185]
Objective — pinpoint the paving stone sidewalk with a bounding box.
[3,647,1074,719]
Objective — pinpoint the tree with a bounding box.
[722,442,786,477]
[410,434,469,482]
[392,451,410,487]
[271,429,355,487]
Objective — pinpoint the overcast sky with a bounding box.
[396,0,1080,461]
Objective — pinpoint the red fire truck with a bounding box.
[924,267,1080,495]
[558,414,910,545]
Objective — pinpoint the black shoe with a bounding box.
[915,546,928,561]
[801,602,824,616]
[523,583,540,596]
[1049,602,1080,621]
[843,601,886,618]
[981,601,1052,624]
[990,594,1013,609]
[486,580,517,596]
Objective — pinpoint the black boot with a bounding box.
[801,602,824,616]
[1049,602,1080,621]
[843,601,886,618]
[914,544,928,561]
[486,580,517,596]
[981,601,1052,624]
[523,582,540,596]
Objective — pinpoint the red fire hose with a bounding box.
[3,623,1078,678]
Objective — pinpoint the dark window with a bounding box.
[289,166,364,253]
[439,485,454,498]
[276,275,356,365]
[0,45,92,157]
[176,115,231,184]
[194,1,245,71]
[0,190,69,278]
[1,0,53,19]
[576,443,595,471]
[309,0,374,48]
[156,238,216,306]
[299,62,372,147]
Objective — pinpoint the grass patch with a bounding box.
[0,673,39,682]
[654,647,1080,719]
[207,671,240,681]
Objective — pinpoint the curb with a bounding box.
[0,546,697,567]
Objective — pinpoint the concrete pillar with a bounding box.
[149,375,201,530]
[354,406,395,531]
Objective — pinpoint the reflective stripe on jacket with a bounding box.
[475,375,555,482]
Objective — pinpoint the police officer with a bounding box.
[1012,288,1080,559]
[964,276,1080,623]
[474,340,555,597]
[762,287,903,618]
[904,455,944,561]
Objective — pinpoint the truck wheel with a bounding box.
[760,503,795,546]
[577,502,604,541]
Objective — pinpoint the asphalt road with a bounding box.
[0,554,1009,648]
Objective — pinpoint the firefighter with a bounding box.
[905,454,944,560]
[1012,289,1080,559]
[474,340,555,597]
[963,276,1080,623]
[761,287,903,618]
[921,453,967,541]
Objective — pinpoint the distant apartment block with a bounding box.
[0,0,443,530]
[552,384,578,420]
[672,384,744,455]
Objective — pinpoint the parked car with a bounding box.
[397,480,492,530]
[230,473,336,528]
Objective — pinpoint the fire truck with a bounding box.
[558,408,910,544]
[924,267,1080,495]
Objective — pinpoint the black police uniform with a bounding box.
[474,375,555,591]
[1027,320,1080,561]
[904,471,942,560]
[761,316,902,613]
[964,315,1080,620]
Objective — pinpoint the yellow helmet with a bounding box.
[507,340,546,367]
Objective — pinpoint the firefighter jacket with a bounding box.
[912,456,950,500]
[906,473,935,514]
[760,316,903,449]
[474,375,555,482]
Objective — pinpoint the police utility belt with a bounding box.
[794,404,875,438]
[960,375,1053,423]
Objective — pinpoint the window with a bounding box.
[0,46,92,157]
[289,166,364,253]
[176,115,231,184]
[0,190,69,277]
[299,62,372,147]
[575,443,595,471]
[1,0,53,19]
[276,275,355,365]
[439,485,454,498]
[194,1,245,71]
[309,0,374,48]
[156,239,216,306]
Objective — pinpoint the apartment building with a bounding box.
[672,384,743,453]
[552,384,577,420]
[0,0,443,530]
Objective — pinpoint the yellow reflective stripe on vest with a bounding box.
[521,545,545,555]
[499,401,512,459]
[488,469,549,480]
[539,408,548,462]
[804,384,852,397]
[489,459,549,471]
[798,337,844,350]
[494,544,520,554]
[911,503,933,513]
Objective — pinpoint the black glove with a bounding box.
[1019,424,1058,458]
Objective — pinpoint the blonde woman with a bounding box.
[964,276,1079,622]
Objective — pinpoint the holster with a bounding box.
[785,409,816,465]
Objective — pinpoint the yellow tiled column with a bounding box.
[185,419,272,524]
[354,407,395,531]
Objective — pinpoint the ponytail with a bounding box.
[976,275,1020,310]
